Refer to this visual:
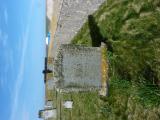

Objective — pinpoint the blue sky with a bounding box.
[0,0,45,120]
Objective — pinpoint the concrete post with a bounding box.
[99,42,109,96]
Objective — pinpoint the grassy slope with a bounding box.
[72,0,160,85]
[70,0,160,119]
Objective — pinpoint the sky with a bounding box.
[0,0,45,120]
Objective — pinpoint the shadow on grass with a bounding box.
[88,15,113,52]
[88,15,105,47]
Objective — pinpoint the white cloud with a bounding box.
[0,6,8,48]
[0,77,4,89]
[21,104,30,120]
[9,0,35,120]
[0,29,9,89]
[0,6,8,26]
[9,25,29,120]
[0,29,8,47]
[0,48,14,91]
[4,8,8,25]
[1,54,10,86]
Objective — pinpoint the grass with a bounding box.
[54,91,104,120]
[70,0,160,119]
[71,0,160,85]
[49,78,160,120]
[61,91,103,120]
[99,77,160,120]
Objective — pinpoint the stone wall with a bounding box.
[54,44,102,90]
[52,0,105,57]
